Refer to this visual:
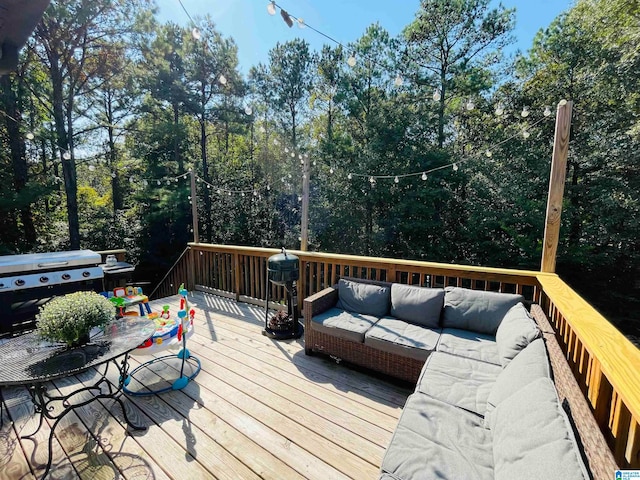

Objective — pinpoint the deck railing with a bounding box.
[153,242,640,470]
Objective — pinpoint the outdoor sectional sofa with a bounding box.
[303,278,593,480]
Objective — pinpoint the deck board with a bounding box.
[0,291,411,479]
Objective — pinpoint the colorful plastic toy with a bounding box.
[124,284,201,396]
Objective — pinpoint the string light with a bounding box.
[394,176,399,183]
[521,106,530,118]
[394,74,403,87]
[218,74,227,85]
[347,173,353,180]
[452,163,459,171]
[191,27,201,40]
[495,104,504,116]
[543,106,552,117]
[465,99,475,111]
[62,151,71,160]
[267,1,276,15]
[421,172,427,180]
[244,105,253,115]
[432,89,441,102]
[26,132,35,140]
[297,18,305,28]
[485,150,492,157]
[347,54,356,67]
[522,129,530,139]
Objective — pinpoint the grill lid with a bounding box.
[0,250,101,275]
[267,248,299,284]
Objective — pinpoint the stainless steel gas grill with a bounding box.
[0,250,104,336]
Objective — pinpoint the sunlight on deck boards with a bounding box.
[0,291,411,480]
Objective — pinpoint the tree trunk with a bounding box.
[0,74,36,247]
[173,101,183,172]
[50,50,80,250]
[438,67,446,148]
[106,90,123,214]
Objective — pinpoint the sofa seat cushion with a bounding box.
[485,338,551,424]
[495,303,541,366]
[311,307,379,343]
[416,352,501,416]
[380,392,494,480]
[492,378,590,480]
[364,317,440,362]
[337,279,391,317]
[442,287,524,335]
[436,328,500,365]
[389,284,444,328]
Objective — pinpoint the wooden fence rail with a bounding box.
[152,243,640,470]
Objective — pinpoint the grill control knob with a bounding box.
[62,273,71,280]
[40,276,49,283]
[15,279,25,287]
[82,271,91,278]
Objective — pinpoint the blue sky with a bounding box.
[155,0,575,74]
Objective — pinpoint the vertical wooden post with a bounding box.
[300,154,310,251]
[541,100,573,273]
[190,169,199,244]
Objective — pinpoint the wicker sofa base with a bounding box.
[305,327,424,384]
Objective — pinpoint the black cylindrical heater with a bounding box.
[263,248,303,340]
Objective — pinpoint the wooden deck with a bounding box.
[0,291,410,479]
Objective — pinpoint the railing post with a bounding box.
[187,246,195,291]
[233,252,241,301]
[541,99,573,273]
[190,169,200,244]
[300,154,310,251]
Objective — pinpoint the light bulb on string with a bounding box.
[452,163,459,171]
[522,129,530,139]
[284,147,289,153]
[485,150,492,158]
[465,99,475,111]
[244,105,252,115]
[521,106,530,118]
[267,1,276,15]
[157,180,161,186]
[218,74,227,85]
[432,89,441,102]
[329,167,334,174]
[207,184,211,189]
[347,173,353,180]
[421,172,427,181]
[313,160,317,166]
[543,106,552,117]
[266,185,271,191]
[241,192,245,197]
[166,180,170,185]
[26,132,35,140]
[191,27,201,40]
[273,138,279,146]
[297,18,305,28]
[217,189,221,194]
[259,125,266,133]
[88,165,95,171]
[369,176,376,184]
[394,74,403,87]
[129,176,135,183]
[394,176,399,184]
[111,172,116,178]
[298,153,302,160]
[298,195,302,202]
[143,179,148,187]
[62,151,71,160]
[495,103,504,116]
[253,190,258,196]
[347,54,356,67]
[290,152,295,158]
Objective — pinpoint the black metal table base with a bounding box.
[21,353,145,479]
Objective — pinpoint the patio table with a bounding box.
[0,316,155,479]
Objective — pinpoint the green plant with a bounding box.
[36,291,114,346]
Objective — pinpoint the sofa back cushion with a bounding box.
[495,303,541,366]
[442,287,524,335]
[337,279,390,317]
[390,284,444,328]
[491,377,590,480]
[485,338,551,423]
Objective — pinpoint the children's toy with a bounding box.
[109,286,153,317]
[123,284,201,396]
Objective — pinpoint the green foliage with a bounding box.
[36,291,114,345]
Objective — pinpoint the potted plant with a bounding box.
[268,309,292,331]
[36,291,115,347]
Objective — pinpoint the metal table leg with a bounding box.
[21,353,146,479]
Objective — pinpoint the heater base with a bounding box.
[263,323,303,340]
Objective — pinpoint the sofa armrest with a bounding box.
[303,285,339,320]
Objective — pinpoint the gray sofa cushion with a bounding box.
[437,328,500,365]
[485,338,551,424]
[491,378,590,480]
[337,279,390,317]
[311,307,378,343]
[442,287,524,335]
[495,303,541,366]
[364,317,440,362]
[389,284,444,328]
[416,352,501,416]
[381,393,494,480]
